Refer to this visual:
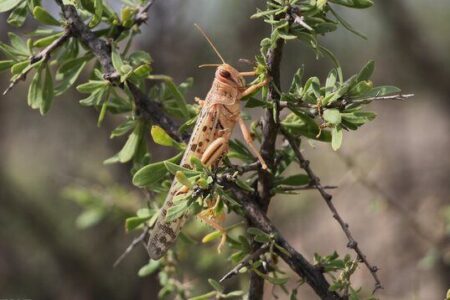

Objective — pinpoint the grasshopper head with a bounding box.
[216,64,246,89]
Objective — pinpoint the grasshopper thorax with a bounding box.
[215,64,246,89]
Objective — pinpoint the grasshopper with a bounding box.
[147,25,269,259]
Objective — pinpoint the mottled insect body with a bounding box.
[147,27,268,260]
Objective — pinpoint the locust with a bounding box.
[147,25,269,260]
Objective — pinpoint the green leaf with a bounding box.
[148,75,189,119]
[362,85,401,97]
[202,230,222,243]
[33,32,63,48]
[251,7,284,19]
[175,171,193,189]
[323,109,341,125]
[132,152,182,187]
[28,67,43,109]
[325,69,338,95]
[164,161,201,177]
[208,279,224,292]
[110,119,136,138]
[117,122,144,163]
[0,60,15,71]
[281,111,331,142]
[235,178,254,192]
[275,174,310,186]
[329,7,367,39]
[7,1,27,27]
[11,60,29,75]
[125,216,151,231]
[0,0,22,13]
[138,260,160,277]
[79,88,106,106]
[55,56,88,95]
[76,80,108,93]
[357,60,375,81]
[331,126,343,151]
[33,6,60,26]
[129,51,152,65]
[40,65,54,115]
[248,227,269,239]
[133,64,151,78]
[349,80,373,97]
[111,47,124,72]
[188,292,217,300]
[341,111,376,128]
[151,125,177,147]
[76,209,104,229]
[90,0,103,28]
[8,32,28,55]
[330,0,373,9]
[245,97,266,108]
[228,139,254,162]
[223,291,245,298]
[120,6,137,28]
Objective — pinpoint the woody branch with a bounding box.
[50,2,341,298]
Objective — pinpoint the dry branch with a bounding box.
[282,128,382,293]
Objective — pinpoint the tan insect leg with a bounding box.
[238,117,268,170]
[197,212,227,253]
[200,137,227,166]
[239,71,257,77]
[241,78,270,98]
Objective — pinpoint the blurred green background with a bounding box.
[0,0,449,299]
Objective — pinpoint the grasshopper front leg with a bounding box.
[241,78,270,98]
[238,117,268,170]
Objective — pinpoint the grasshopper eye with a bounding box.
[219,70,231,78]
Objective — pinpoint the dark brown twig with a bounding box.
[3,29,71,95]
[219,243,270,283]
[281,128,383,293]
[113,227,149,268]
[50,2,350,297]
[217,175,341,300]
[250,18,285,300]
[276,185,337,192]
[279,93,414,111]
[56,3,186,142]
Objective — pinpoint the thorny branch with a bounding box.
[249,4,285,298]
[55,2,187,142]
[113,227,149,268]
[3,29,71,95]
[279,93,415,111]
[29,1,377,298]
[219,243,270,283]
[217,175,341,300]
[281,128,383,293]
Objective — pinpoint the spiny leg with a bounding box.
[197,212,227,253]
[239,71,257,77]
[238,117,268,170]
[197,136,230,252]
[241,78,270,98]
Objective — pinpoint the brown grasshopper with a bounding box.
[147,25,269,259]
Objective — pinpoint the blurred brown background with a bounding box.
[0,0,449,299]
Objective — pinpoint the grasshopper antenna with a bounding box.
[194,23,226,64]
[199,64,222,68]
